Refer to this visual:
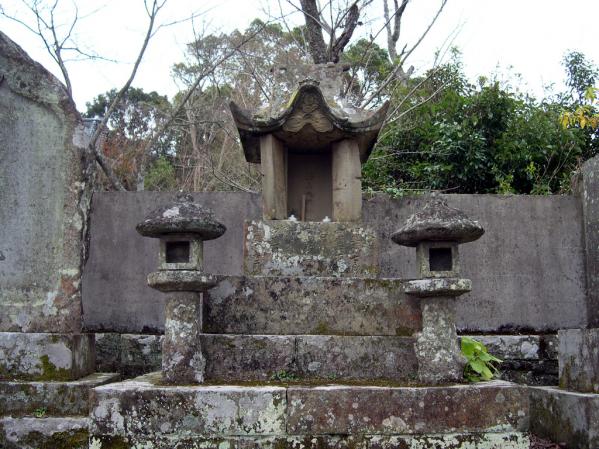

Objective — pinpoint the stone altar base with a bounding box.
[89,374,530,449]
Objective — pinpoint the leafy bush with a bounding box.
[364,53,599,195]
[461,337,502,382]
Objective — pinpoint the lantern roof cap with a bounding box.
[391,196,484,247]
[136,193,226,240]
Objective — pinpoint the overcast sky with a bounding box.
[2,0,598,111]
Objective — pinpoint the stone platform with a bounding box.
[205,276,421,336]
[201,334,417,381]
[90,374,530,449]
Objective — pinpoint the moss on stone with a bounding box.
[39,355,71,381]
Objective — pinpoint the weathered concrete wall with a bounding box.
[0,31,92,333]
[82,192,261,333]
[581,155,599,327]
[82,192,586,333]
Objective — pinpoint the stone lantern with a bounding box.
[392,196,484,384]
[136,194,226,384]
[230,64,388,222]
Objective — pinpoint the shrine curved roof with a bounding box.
[230,78,389,163]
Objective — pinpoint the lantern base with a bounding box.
[404,277,471,298]
[147,270,218,292]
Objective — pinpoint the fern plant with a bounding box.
[461,337,502,382]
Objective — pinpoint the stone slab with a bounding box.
[0,32,93,334]
[90,376,287,438]
[559,328,599,393]
[529,386,599,449]
[468,335,543,360]
[89,432,529,448]
[204,276,421,336]
[287,381,529,434]
[0,332,95,380]
[201,334,417,382]
[0,416,88,449]
[582,155,599,327]
[202,334,295,382]
[0,372,119,417]
[95,333,163,377]
[89,376,529,448]
[243,220,380,277]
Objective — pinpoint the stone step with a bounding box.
[0,332,95,381]
[204,276,420,336]
[201,334,417,382]
[0,372,120,417]
[0,416,89,449]
[90,376,529,448]
[243,220,380,277]
[530,386,599,449]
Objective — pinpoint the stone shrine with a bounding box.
[5,32,599,449]
[87,66,530,448]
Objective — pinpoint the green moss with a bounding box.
[39,354,71,381]
[312,321,330,334]
[395,326,414,336]
[91,435,130,449]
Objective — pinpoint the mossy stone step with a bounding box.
[0,372,120,417]
[90,376,529,448]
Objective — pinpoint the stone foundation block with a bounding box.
[287,381,529,434]
[95,333,163,377]
[89,432,529,448]
[200,334,418,382]
[559,328,599,392]
[202,334,296,381]
[0,416,88,449]
[89,377,529,448]
[294,335,417,380]
[205,276,420,336]
[90,376,287,438]
[0,372,119,417]
[243,220,380,277]
[530,386,599,449]
[0,332,95,381]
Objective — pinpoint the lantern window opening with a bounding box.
[165,241,191,264]
[429,247,453,272]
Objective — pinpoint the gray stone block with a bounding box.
[243,220,380,277]
[204,276,421,336]
[0,372,119,416]
[470,335,542,360]
[294,335,417,381]
[200,334,417,382]
[0,416,88,449]
[89,432,529,449]
[95,333,163,377]
[90,376,287,438]
[0,332,95,381]
[202,334,295,381]
[582,156,599,327]
[530,386,599,449]
[287,381,529,434]
[559,328,599,393]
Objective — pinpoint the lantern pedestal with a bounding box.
[162,292,205,384]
